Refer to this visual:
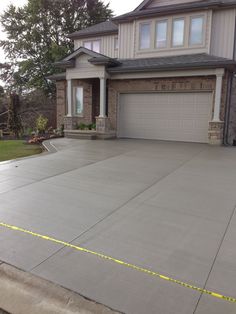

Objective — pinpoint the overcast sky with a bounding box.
[0,0,140,62]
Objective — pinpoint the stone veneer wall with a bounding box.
[108,76,228,144]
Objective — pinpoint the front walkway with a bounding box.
[0,139,236,314]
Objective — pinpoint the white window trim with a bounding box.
[139,22,152,50]
[136,11,208,55]
[188,14,206,47]
[155,19,168,49]
[73,86,84,117]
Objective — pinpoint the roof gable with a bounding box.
[113,0,236,23]
[64,47,104,61]
[134,0,206,11]
[55,47,120,69]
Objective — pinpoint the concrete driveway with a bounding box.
[0,138,236,314]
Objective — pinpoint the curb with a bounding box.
[0,262,122,314]
[41,140,58,153]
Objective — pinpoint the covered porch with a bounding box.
[54,47,119,139]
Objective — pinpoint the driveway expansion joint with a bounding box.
[193,202,236,313]
[30,147,207,273]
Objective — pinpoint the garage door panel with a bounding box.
[119,92,212,143]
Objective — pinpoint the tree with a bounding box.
[0,0,113,95]
[7,93,23,138]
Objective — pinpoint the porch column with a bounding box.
[99,77,106,117]
[96,76,111,134]
[212,70,224,122]
[209,69,224,145]
[67,79,73,117]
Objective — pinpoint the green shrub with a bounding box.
[88,123,96,130]
[76,123,87,130]
[36,115,48,134]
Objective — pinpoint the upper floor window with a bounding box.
[140,23,151,49]
[172,18,185,47]
[84,40,100,53]
[114,37,119,50]
[189,16,204,46]
[156,20,168,48]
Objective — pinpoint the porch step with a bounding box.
[64,130,116,140]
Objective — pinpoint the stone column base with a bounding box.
[96,117,111,133]
[208,121,224,145]
[64,116,78,130]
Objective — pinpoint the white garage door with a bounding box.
[118,92,212,143]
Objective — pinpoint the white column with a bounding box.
[67,79,73,117]
[212,72,223,122]
[99,77,106,117]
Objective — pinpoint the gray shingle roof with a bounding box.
[113,0,236,22]
[108,54,236,73]
[50,53,236,80]
[68,21,118,39]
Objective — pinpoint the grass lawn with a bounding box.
[0,140,42,162]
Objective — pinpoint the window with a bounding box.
[189,16,204,46]
[92,40,100,53]
[83,40,100,53]
[172,18,185,47]
[140,23,151,49]
[84,41,92,50]
[156,20,168,48]
[114,37,119,50]
[74,87,83,116]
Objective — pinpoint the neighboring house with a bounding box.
[50,0,236,145]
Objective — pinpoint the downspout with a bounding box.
[223,16,236,146]
[223,73,233,145]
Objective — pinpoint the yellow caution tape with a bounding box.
[0,221,235,303]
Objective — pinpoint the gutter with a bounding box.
[68,30,118,40]
[108,63,236,74]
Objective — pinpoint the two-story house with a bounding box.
[51,0,236,145]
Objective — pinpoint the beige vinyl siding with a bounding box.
[66,54,106,80]
[147,0,196,8]
[133,11,211,59]
[74,35,118,58]
[210,9,236,59]
[118,22,135,58]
